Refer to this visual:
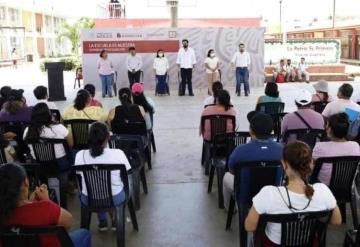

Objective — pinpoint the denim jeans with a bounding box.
[235,67,250,94]
[99,74,113,97]
[69,228,91,247]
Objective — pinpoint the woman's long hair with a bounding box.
[88,122,109,158]
[133,93,153,113]
[74,89,90,111]
[4,100,22,115]
[118,88,133,116]
[0,163,27,226]
[216,90,232,111]
[24,103,53,141]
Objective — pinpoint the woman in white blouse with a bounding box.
[204,49,220,95]
[97,49,114,98]
[153,49,169,96]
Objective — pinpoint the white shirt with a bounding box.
[322,98,360,118]
[204,57,219,73]
[153,57,169,75]
[176,47,196,69]
[275,64,286,73]
[126,54,143,72]
[36,99,58,110]
[75,148,131,196]
[253,184,337,245]
[97,58,114,75]
[23,124,69,159]
[298,62,308,72]
[203,96,215,107]
[231,51,251,67]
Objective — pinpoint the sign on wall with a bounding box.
[264,39,341,65]
[81,27,265,90]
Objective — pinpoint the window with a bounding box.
[0,7,6,22]
[45,15,53,33]
[8,8,20,26]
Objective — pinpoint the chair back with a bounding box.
[283,128,326,149]
[63,119,95,150]
[255,102,285,115]
[201,115,236,142]
[0,121,29,160]
[254,211,332,247]
[112,121,147,136]
[311,156,360,202]
[0,142,8,165]
[73,164,129,210]
[0,225,74,247]
[50,109,61,123]
[312,101,328,114]
[271,112,287,142]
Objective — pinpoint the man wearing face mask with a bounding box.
[176,39,197,96]
[204,49,220,96]
[231,43,251,96]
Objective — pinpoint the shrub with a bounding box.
[40,56,80,72]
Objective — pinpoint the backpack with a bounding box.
[345,108,360,139]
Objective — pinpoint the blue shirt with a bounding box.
[228,139,283,202]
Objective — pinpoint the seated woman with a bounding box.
[312,80,332,103]
[0,89,32,122]
[200,90,237,141]
[245,141,341,246]
[107,88,146,134]
[131,83,155,130]
[0,163,91,247]
[203,81,223,108]
[74,122,131,231]
[313,113,360,185]
[256,82,282,105]
[84,84,103,108]
[62,89,107,121]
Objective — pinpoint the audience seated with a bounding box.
[223,111,283,209]
[203,81,223,107]
[312,80,332,103]
[256,82,282,105]
[244,141,342,246]
[0,86,11,110]
[272,59,287,83]
[281,90,325,136]
[0,89,32,122]
[313,113,360,185]
[285,59,296,82]
[33,85,58,110]
[74,122,131,232]
[322,83,360,118]
[0,163,91,247]
[62,89,107,121]
[200,90,236,141]
[132,83,155,130]
[107,88,146,133]
[84,84,103,108]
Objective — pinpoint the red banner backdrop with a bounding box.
[83,40,180,54]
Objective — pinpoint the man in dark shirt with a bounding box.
[223,111,283,208]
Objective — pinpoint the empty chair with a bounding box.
[312,101,329,114]
[255,102,284,115]
[283,128,326,149]
[63,119,95,150]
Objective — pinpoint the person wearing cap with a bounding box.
[176,39,196,96]
[131,83,155,130]
[281,90,325,137]
[0,89,32,122]
[297,57,310,83]
[222,111,283,209]
[231,43,251,96]
[312,80,332,103]
[322,83,360,118]
[126,47,143,89]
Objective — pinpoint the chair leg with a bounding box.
[239,205,248,247]
[217,167,225,209]
[201,142,205,166]
[208,164,215,193]
[80,204,92,229]
[145,147,152,170]
[140,167,148,194]
[132,173,141,210]
[128,198,139,231]
[115,204,126,247]
[351,191,359,229]
[151,132,156,153]
[226,196,235,230]
[340,203,347,224]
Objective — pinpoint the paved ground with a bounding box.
[2,63,360,246]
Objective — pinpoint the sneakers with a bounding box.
[98,220,108,232]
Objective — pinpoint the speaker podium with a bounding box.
[45,62,66,101]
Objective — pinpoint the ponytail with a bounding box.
[88,122,109,158]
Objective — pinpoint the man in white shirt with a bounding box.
[297,57,310,83]
[176,39,196,96]
[33,85,57,110]
[322,83,360,118]
[231,43,251,96]
[285,59,296,82]
[126,47,143,88]
[273,59,287,83]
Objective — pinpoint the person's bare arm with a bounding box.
[107,108,115,126]
[57,208,74,230]
[329,206,342,225]
[245,206,260,232]
[65,132,74,148]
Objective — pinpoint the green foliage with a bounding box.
[57,17,95,55]
[40,56,80,72]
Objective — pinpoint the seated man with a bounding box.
[223,112,283,209]
[285,59,296,82]
[322,83,360,118]
[281,90,325,137]
[297,57,310,83]
[33,85,57,110]
[273,59,287,83]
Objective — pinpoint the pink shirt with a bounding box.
[313,141,360,185]
[200,106,236,141]
[311,93,332,103]
[281,108,325,135]
[97,58,114,75]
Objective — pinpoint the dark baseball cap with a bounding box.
[247,111,274,137]
[7,89,24,101]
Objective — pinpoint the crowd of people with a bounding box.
[272,57,310,83]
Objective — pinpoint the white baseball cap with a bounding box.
[295,90,312,106]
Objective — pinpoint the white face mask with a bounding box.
[159,53,164,57]
[210,53,215,58]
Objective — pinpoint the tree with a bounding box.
[57,17,95,55]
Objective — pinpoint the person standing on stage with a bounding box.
[231,43,251,97]
[176,39,196,96]
[204,49,220,96]
[11,48,18,69]
[126,46,143,88]
[153,49,169,96]
[97,49,114,98]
